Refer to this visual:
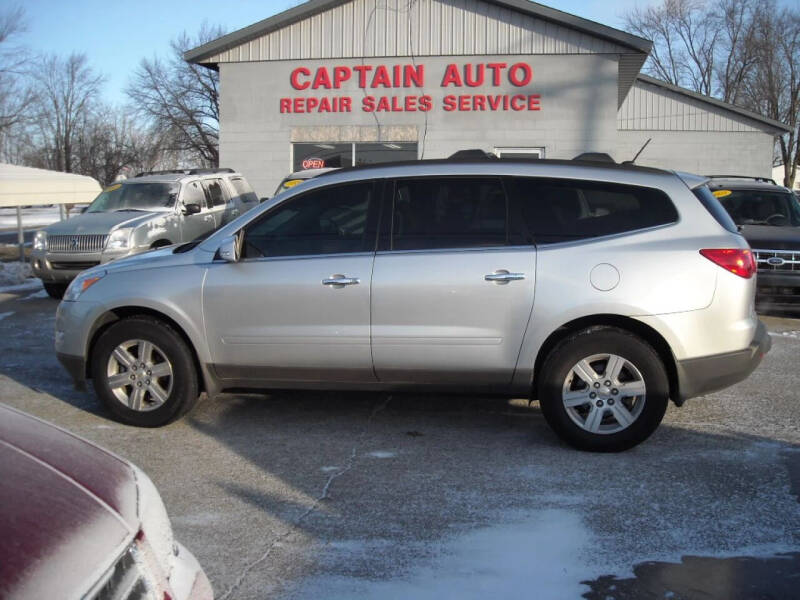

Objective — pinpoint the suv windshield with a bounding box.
[717,189,800,227]
[87,182,180,213]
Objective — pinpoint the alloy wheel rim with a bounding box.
[561,353,646,435]
[106,339,173,412]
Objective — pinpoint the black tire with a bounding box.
[537,327,669,452]
[91,316,199,427]
[43,282,67,299]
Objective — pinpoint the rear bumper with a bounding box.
[676,320,771,402]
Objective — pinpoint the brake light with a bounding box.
[699,249,756,279]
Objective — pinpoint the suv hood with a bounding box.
[0,404,138,599]
[44,210,168,235]
[739,225,800,250]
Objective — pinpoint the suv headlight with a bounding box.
[106,228,132,251]
[33,230,47,251]
[63,270,106,302]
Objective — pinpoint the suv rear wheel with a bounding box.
[538,327,669,452]
[91,317,199,427]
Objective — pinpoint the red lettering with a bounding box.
[290,67,311,90]
[441,64,463,87]
[293,98,305,113]
[372,65,392,88]
[376,96,391,111]
[312,68,332,89]
[279,98,291,113]
[511,95,526,110]
[306,97,319,110]
[341,96,352,112]
[405,96,417,111]
[528,94,541,110]
[464,64,485,87]
[353,65,372,88]
[404,65,424,87]
[473,96,486,111]
[458,95,471,111]
[419,95,433,111]
[486,63,507,86]
[487,95,503,110]
[362,96,375,111]
[333,67,351,88]
[443,95,457,111]
[509,63,532,87]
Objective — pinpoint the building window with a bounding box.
[494,147,545,160]
[292,142,418,172]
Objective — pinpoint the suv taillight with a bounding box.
[699,248,756,279]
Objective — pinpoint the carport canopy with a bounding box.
[0,163,101,208]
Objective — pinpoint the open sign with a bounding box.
[302,157,325,169]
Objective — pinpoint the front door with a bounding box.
[371,177,536,387]
[179,180,216,242]
[202,180,380,384]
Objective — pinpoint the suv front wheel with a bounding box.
[538,327,669,452]
[91,317,199,427]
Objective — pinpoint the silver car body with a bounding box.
[55,160,766,404]
[33,171,258,285]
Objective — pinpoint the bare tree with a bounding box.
[0,6,36,155]
[29,53,105,173]
[127,24,223,167]
[714,0,759,103]
[741,3,800,187]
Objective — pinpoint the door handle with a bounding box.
[322,276,360,286]
[485,271,526,283]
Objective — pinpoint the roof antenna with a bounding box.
[624,138,652,165]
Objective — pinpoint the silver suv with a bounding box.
[54,159,771,451]
[32,168,258,298]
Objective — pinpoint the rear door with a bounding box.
[202,179,230,227]
[370,177,536,387]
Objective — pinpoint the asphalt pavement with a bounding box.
[0,282,798,600]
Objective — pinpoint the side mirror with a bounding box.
[80,206,88,214]
[182,203,201,216]
[218,234,242,262]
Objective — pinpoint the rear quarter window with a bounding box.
[693,185,738,233]
[509,177,679,244]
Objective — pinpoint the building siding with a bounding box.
[205,0,632,63]
[618,79,762,132]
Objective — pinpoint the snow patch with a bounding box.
[0,261,34,287]
[0,206,65,229]
[293,510,601,600]
[321,466,341,473]
[0,311,13,321]
[367,451,396,459]
[768,330,800,339]
[21,289,48,300]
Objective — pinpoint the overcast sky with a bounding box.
[15,0,658,105]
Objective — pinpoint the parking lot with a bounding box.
[0,280,798,599]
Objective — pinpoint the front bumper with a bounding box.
[755,272,800,312]
[57,352,87,390]
[676,320,771,402]
[32,249,102,283]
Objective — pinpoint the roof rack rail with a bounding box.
[134,167,235,178]
[706,175,777,185]
[448,149,497,160]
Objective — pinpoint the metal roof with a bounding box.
[184,0,652,65]
[636,74,791,134]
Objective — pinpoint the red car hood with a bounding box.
[0,404,139,599]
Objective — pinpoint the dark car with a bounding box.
[0,403,213,600]
[707,176,800,312]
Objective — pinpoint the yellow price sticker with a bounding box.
[712,189,732,198]
[282,179,303,189]
[104,183,122,192]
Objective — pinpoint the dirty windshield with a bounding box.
[717,189,800,227]
[86,182,180,213]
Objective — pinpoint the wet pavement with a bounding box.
[0,281,798,599]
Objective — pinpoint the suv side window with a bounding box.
[230,177,258,204]
[182,181,207,211]
[242,182,376,258]
[509,178,678,244]
[391,178,507,251]
[203,179,227,208]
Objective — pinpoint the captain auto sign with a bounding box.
[279,62,542,113]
